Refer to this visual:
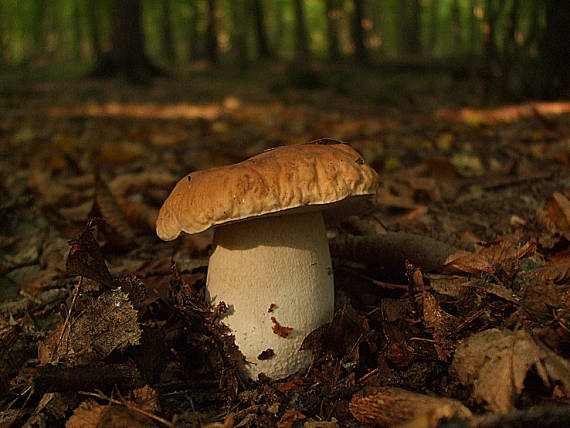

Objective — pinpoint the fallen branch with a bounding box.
[330,232,459,273]
[32,363,143,394]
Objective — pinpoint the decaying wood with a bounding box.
[329,232,459,273]
[349,386,472,426]
[32,363,143,394]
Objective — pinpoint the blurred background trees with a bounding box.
[0,0,567,99]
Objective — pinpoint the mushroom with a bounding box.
[156,140,379,379]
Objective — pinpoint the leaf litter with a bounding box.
[0,75,569,427]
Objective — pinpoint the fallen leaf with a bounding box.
[423,293,458,360]
[532,252,570,283]
[39,290,141,366]
[276,409,306,428]
[451,329,570,413]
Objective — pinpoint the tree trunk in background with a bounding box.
[187,0,201,60]
[325,0,341,61]
[482,0,502,97]
[92,0,159,81]
[231,0,248,69]
[32,0,48,59]
[252,0,272,58]
[293,0,310,61]
[272,0,285,54]
[450,0,462,54]
[205,0,218,63]
[351,0,367,62]
[369,0,384,55]
[0,2,4,64]
[428,0,439,54]
[408,0,421,55]
[71,0,82,61]
[500,0,520,97]
[468,0,477,54]
[400,0,421,56]
[87,0,102,63]
[540,0,569,98]
[522,0,539,50]
[159,0,176,64]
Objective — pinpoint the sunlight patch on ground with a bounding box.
[47,101,225,121]
[436,101,570,125]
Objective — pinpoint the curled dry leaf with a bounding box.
[66,388,160,428]
[423,293,458,360]
[537,192,570,240]
[91,173,136,246]
[451,329,570,413]
[276,409,306,428]
[66,223,115,289]
[349,386,472,426]
[532,251,570,283]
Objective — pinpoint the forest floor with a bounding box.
[1,63,569,427]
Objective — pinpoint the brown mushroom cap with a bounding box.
[156,141,379,241]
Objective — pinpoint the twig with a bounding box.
[358,368,379,383]
[79,390,175,428]
[53,277,82,361]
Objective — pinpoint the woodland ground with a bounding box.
[0,63,569,427]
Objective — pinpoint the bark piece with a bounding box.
[349,386,472,426]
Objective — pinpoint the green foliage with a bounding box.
[0,0,553,76]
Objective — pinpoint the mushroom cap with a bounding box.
[156,140,379,241]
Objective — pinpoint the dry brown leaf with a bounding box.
[66,398,157,428]
[349,386,472,426]
[92,173,137,245]
[533,251,570,283]
[38,290,141,366]
[451,329,570,413]
[276,409,306,428]
[423,293,458,360]
[442,241,535,275]
[537,192,570,240]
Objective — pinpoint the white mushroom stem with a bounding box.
[206,211,334,380]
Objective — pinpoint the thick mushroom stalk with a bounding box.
[206,211,334,380]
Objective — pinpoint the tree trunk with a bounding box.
[351,0,367,62]
[450,0,462,54]
[500,0,520,97]
[468,0,477,54]
[87,0,102,63]
[293,0,310,61]
[540,0,569,98]
[230,0,249,69]
[71,0,82,61]
[252,0,272,58]
[408,0,422,54]
[159,0,176,64]
[482,0,503,98]
[325,0,341,61]
[400,0,421,55]
[32,0,48,59]
[188,0,201,60]
[273,0,286,53]
[428,0,439,54]
[205,0,218,63]
[0,2,4,64]
[92,0,160,81]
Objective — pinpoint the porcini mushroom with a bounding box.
[156,140,379,379]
